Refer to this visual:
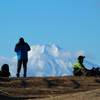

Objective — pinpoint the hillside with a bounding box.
[0,76,100,100]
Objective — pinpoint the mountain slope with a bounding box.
[25,44,99,77]
[27,44,74,77]
[0,44,99,77]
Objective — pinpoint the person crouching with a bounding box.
[72,55,89,76]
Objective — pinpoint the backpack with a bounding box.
[1,64,10,77]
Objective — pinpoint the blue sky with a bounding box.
[0,0,100,65]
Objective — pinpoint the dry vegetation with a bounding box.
[0,76,100,100]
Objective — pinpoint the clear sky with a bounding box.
[0,0,100,65]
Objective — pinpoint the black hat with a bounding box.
[19,37,24,42]
[78,55,85,60]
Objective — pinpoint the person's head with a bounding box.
[78,55,85,63]
[19,37,24,42]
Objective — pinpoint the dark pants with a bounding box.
[17,59,28,77]
[73,68,88,76]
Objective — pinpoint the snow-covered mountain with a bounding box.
[0,44,99,77]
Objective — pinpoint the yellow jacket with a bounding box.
[72,60,86,72]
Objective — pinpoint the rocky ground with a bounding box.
[0,76,100,100]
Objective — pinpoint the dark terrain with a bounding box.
[0,76,100,100]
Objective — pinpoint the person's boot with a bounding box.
[84,71,89,76]
[84,71,91,76]
[23,74,26,77]
[16,74,19,77]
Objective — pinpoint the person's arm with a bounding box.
[77,63,85,70]
[26,43,31,51]
[14,44,17,52]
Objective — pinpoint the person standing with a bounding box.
[14,37,31,77]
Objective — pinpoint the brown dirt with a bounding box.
[0,76,100,100]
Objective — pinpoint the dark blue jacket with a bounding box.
[14,40,31,60]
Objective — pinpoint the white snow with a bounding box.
[0,44,98,77]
